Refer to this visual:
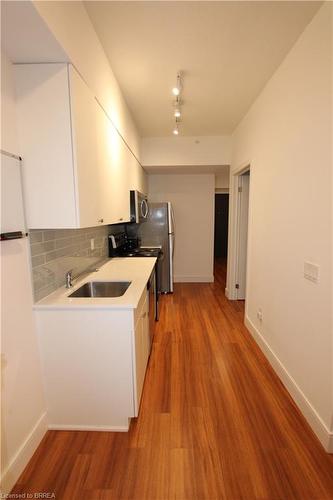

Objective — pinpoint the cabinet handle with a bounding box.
[98,218,104,223]
[119,218,123,222]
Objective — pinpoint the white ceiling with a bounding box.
[85,1,321,137]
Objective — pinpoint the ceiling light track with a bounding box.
[171,72,183,135]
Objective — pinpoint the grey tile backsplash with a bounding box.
[30,226,110,302]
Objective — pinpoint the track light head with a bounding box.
[171,72,182,97]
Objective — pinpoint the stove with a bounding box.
[108,233,161,259]
[118,250,159,257]
[108,232,161,321]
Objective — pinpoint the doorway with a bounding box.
[226,165,251,301]
[235,170,250,300]
[214,193,229,287]
[214,194,229,259]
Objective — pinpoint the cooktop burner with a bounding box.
[109,233,162,259]
[120,249,160,258]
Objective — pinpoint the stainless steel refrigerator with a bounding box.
[138,202,175,293]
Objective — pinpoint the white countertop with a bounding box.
[33,257,156,310]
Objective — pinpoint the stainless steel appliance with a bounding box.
[130,190,149,223]
[137,202,175,293]
[108,232,160,321]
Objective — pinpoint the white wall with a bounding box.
[228,3,332,451]
[215,168,230,190]
[1,52,47,493]
[148,174,215,282]
[33,0,141,161]
[3,1,146,193]
[3,0,145,195]
[1,56,17,155]
[142,136,231,167]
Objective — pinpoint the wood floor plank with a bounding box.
[11,258,333,499]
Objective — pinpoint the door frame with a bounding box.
[226,162,252,303]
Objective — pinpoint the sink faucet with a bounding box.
[65,270,73,289]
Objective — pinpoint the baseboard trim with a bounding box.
[48,423,129,432]
[327,435,333,453]
[174,275,214,283]
[0,411,48,494]
[245,316,333,453]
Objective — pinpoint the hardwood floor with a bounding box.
[12,258,333,499]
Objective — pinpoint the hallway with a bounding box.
[12,259,333,499]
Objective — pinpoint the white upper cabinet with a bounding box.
[14,63,138,229]
[70,67,102,228]
[95,102,131,225]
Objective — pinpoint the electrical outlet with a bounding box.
[90,238,95,250]
[257,308,263,322]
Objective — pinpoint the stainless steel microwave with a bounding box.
[130,190,149,223]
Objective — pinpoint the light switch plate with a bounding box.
[304,261,319,284]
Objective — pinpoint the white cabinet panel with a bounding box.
[96,104,131,225]
[134,311,145,416]
[0,153,26,233]
[110,135,131,224]
[133,292,150,416]
[36,308,134,430]
[15,64,77,228]
[14,63,139,229]
[69,66,103,228]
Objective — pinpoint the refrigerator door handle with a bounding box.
[171,206,175,235]
[167,202,175,235]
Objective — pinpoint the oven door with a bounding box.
[130,190,149,223]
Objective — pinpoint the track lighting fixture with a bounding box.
[171,72,183,135]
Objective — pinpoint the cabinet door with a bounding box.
[134,314,144,416]
[141,292,150,367]
[96,105,131,225]
[69,66,103,228]
[134,294,150,415]
[111,138,131,224]
[95,103,115,225]
[14,63,77,229]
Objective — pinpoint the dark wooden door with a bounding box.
[214,194,229,258]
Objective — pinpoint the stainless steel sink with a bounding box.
[68,281,131,298]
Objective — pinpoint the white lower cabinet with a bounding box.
[36,288,150,431]
[133,291,150,415]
